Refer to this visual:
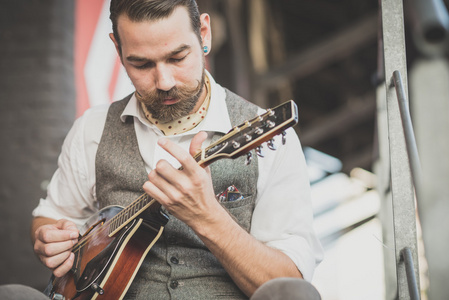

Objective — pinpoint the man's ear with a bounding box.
[200,13,212,53]
[109,33,122,59]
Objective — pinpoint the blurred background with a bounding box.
[1,0,449,299]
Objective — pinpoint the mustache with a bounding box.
[138,80,202,105]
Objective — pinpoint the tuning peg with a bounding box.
[232,141,241,149]
[245,151,253,165]
[282,131,287,145]
[256,146,264,158]
[266,120,275,128]
[255,127,263,135]
[267,139,277,151]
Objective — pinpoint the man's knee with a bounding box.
[0,284,48,300]
[251,277,321,300]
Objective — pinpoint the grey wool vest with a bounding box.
[95,90,259,300]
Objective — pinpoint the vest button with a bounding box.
[170,280,179,289]
[170,256,179,264]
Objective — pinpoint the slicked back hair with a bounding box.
[110,0,202,54]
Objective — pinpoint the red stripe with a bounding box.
[74,0,106,117]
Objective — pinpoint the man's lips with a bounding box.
[163,98,180,105]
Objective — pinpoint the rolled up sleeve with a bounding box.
[250,127,323,281]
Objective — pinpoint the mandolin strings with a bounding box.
[71,192,150,252]
[72,108,274,252]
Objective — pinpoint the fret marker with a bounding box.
[201,147,206,161]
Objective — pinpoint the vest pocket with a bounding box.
[220,195,253,208]
[220,195,254,232]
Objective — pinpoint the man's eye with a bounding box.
[135,63,151,69]
[170,55,187,63]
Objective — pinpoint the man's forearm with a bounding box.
[191,208,302,297]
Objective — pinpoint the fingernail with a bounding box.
[70,232,78,239]
[158,138,167,146]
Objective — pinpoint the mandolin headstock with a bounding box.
[196,100,298,166]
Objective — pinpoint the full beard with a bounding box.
[136,70,206,123]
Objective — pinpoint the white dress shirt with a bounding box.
[32,72,323,281]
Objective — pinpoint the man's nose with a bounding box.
[154,64,175,92]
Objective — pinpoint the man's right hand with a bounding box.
[32,218,79,277]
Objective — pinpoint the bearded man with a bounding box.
[29,1,323,299]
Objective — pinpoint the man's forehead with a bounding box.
[115,8,200,61]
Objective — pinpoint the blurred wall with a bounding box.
[0,0,75,290]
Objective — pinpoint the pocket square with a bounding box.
[216,185,244,203]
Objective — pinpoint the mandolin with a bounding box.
[46,100,298,300]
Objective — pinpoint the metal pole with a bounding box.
[392,71,422,196]
[380,0,421,298]
[401,247,420,300]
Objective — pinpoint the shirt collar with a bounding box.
[120,70,232,137]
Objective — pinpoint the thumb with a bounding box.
[189,131,208,157]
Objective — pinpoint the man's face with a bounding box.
[113,7,208,123]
